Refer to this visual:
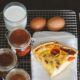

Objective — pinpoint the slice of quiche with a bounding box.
[32,42,77,77]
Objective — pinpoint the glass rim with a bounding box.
[0,48,17,71]
[6,68,30,80]
[7,28,31,49]
[3,2,27,23]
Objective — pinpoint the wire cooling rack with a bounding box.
[0,10,79,80]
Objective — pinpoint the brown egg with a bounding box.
[47,16,65,31]
[30,17,46,31]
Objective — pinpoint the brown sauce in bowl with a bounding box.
[0,53,14,67]
[9,29,30,46]
[10,74,26,80]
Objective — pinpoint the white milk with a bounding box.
[4,6,27,31]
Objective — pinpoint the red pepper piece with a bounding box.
[51,48,60,55]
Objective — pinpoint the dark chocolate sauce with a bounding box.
[9,29,30,46]
[10,74,26,80]
[0,53,14,67]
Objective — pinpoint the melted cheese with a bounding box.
[32,42,76,77]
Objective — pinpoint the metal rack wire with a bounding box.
[0,10,79,80]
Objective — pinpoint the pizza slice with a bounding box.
[32,42,77,77]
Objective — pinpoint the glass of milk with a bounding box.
[3,2,27,31]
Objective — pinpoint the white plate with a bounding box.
[31,32,78,80]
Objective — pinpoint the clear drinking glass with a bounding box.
[3,2,27,31]
[5,28,31,53]
[0,48,17,72]
[6,69,30,80]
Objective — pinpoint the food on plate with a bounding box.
[30,17,46,31]
[47,16,65,31]
[32,42,77,77]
